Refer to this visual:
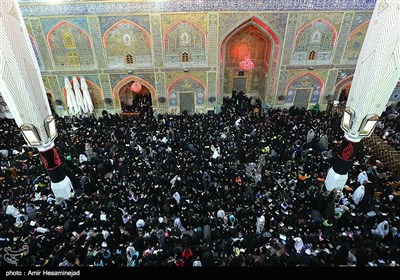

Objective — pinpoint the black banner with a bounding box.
[332,137,361,175]
[39,147,66,183]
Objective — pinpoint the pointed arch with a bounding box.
[126,53,134,64]
[166,74,206,94]
[219,16,281,97]
[286,72,325,93]
[348,21,370,41]
[285,72,325,104]
[334,75,353,100]
[308,50,317,60]
[103,19,151,48]
[310,29,322,43]
[113,76,157,107]
[167,74,206,107]
[294,18,337,46]
[220,16,281,50]
[63,33,76,49]
[182,52,189,62]
[47,21,91,50]
[163,20,206,48]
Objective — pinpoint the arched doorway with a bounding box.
[334,75,353,105]
[219,17,280,101]
[119,81,152,115]
[113,76,157,117]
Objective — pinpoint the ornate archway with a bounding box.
[219,17,281,102]
[166,74,206,113]
[47,21,94,69]
[334,75,353,102]
[113,76,157,110]
[285,72,325,107]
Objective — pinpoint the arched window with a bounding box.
[126,53,133,64]
[63,33,76,49]
[68,52,80,67]
[182,52,189,62]
[308,50,316,60]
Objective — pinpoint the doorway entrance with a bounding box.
[233,77,247,94]
[220,17,281,100]
[179,92,195,114]
[119,81,152,115]
[293,88,311,109]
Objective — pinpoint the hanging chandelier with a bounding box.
[131,82,142,93]
[239,57,254,71]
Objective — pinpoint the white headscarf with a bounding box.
[193,260,202,267]
[357,171,368,185]
[217,209,225,219]
[352,185,365,205]
[373,220,389,238]
[293,237,304,253]
[136,219,145,228]
[173,192,181,204]
[307,129,315,144]
[256,215,265,235]
[6,204,20,218]
[79,154,88,163]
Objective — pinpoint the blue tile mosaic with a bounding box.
[41,17,89,35]
[98,16,150,35]
[19,0,376,17]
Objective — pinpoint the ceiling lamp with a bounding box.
[131,82,142,93]
[239,57,254,71]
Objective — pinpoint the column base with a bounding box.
[325,168,348,191]
[51,176,74,199]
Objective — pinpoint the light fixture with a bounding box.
[359,114,379,136]
[20,124,42,146]
[341,107,355,132]
[131,82,142,93]
[45,115,58,141]
[239,57,254,71]
[238,25,254,71]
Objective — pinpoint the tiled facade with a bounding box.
[19,0,377,16]
[13,0,399,115]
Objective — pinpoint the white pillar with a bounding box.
[0,0,73,199]
[326,0,400,191]
[0,0,51,139]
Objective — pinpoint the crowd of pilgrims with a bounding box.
[121,92,153,116]
[0,92,399,267]
[375,102,400,151]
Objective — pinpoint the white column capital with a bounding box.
[343,132,363,143]
[36,141,55,152]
